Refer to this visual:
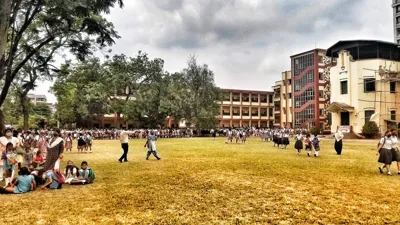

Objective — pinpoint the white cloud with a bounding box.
[35,0,394,102]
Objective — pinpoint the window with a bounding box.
[251,109,258,116]
[261,95,267,103]
[251,95,259,102]
[319,56,323,64]
[364,78,375,92]
[288,93,292,99]
[269,95,273,103]
[242,94,249,102]
[365,110,375,124]
[269,108,273,117]
[242,109,249,116]
[319,90,324,98]
[224,93,231,101]
[319,109,324,116]
[232,109,240,116]
[319,72,324,80]
[283,94,286,99]
[232,94,240,101]
[390,82,396,93]
[340,80,348,94]
[391,110,396,121]
[283,107,286,114]
[287,79,292,85]
[261,109,268,116]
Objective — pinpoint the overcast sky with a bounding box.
[36,0,393,103]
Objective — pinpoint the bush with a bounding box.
[310,127,321,136]
[362,121,379,138]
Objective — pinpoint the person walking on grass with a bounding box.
[294,131,303,156]
[119,131,129,163]
[311,134,320,157]
[378,130,394,176]
[145,131,161,160]
[334,129,344,155]
[390,129,400,175]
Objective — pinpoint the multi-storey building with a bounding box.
[27,94,47,104]
[272,71,293,128]
[326,40,400,134]
[219,89,274,128]
[393,0,400,44]
[291,49,328,129]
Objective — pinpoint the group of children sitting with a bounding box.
[0,159,95,194]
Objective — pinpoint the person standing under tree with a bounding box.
[43,129,64,171]
[119,131,129,163]
[334,129,344,155]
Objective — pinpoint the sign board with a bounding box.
[338,125,351,133]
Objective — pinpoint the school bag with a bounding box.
[312,137,320,147]
[52,170,65,184]
[87,168,95,184]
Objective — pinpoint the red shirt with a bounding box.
[33,155,44,162]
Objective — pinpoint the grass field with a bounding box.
[2,137,400,225]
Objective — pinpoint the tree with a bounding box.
[180,56,222,130]
[362,121,380,139]
[32,102,51,118]
[0,0,124,132]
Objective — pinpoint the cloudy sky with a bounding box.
[37,0,393,103]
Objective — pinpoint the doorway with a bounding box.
[340,112,350,126]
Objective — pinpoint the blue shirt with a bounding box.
[46,172,59,189]
[13,175,34,194]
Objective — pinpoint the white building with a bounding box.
[326,40,400,134]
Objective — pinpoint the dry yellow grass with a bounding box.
[2,137,400,225]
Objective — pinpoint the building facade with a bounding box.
[27,94,47,104]
[326,40,400,134]
[273,71,293,128]
[393,0,400,43]
[291,49,328,129]
[219,89,274,128]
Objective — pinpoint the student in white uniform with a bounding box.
[378,131,394,176]
[390,129,400,174]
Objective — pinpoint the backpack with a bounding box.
[87,168,95,184]
[313,137,320,147]
[52,170,65,184]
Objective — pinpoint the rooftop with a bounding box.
[221,88,273,94]
[290,48,326,58]
[326,40,400,60]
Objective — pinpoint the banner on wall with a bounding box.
[338,125,351,133]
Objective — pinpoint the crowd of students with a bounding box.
[0,128,95,194]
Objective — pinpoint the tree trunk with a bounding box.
[0,108,5,135]
[21,95,29,132]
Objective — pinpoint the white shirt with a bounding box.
[391,136,399,149]
[380,137,393,150]
[120,132,129,143]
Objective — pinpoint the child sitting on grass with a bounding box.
[69,161,95,185]
[64,160,79,184]
[31,150,45,168]
[0,167,36,194]
[41,170,61,189]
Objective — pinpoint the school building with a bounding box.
[273,71,293,128]
[326,40,400,134]
[219,89,275,128]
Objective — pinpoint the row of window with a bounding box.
[223,108,273,117]
[294,87,315,108]
[294,104,315,127]
[340,79,397,94]
[225,94,273,103]
[294,53,314,76]
[294,70,314,91]
[364,110,396,123]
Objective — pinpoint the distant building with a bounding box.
[27,94,47,104]
[291,48,328,129]
[326,40,400,134]
[219,89,274,128]
[393,0,400,43]
[273,71,293,128]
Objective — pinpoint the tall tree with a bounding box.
[180,56,222,130]
[0,0,124,132]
